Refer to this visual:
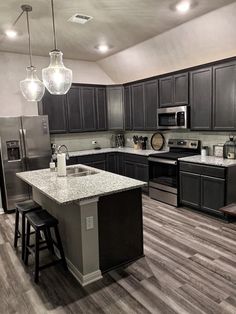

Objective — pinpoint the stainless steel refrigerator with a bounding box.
[0,116,51,212]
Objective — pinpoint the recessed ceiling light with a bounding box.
[176,1,191,13]
[96,44,110,53]
[5,29,17,38]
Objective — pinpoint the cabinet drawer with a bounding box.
[78,154,106,164]
[179,162,225,178]
[124,153,148,165]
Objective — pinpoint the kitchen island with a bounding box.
[17,165,146,286]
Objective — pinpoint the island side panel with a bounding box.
[98,187,144,272]
[32,188,102,285]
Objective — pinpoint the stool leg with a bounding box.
[24,220,31,265]
[34,229,40,283]
[14,210,19,248]
[54,225,67,270]
[21,214,26,261]
[44,227,55,255]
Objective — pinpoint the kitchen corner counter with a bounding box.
[69,147,167,157]
[179,155,236,167]
[16,165,146,205]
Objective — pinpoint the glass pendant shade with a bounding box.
[42,50,72,95]
[20,66,45,101]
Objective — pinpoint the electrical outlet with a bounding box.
[92,140,97,145]
[86,216,94,230]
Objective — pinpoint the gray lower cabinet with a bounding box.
[179,161,229,216]
[106,86,124,130]
[179,171,201,209]
[213,62,236,130]
[190,67,212,130]
[78,154,106,170]
[201,175,225,213]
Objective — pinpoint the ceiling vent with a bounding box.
[68,14,93,24]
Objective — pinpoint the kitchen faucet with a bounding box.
[56,144,70,160]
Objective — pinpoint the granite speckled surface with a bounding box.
[16,165,146,205]
[69,147,167,157]
[179,155,236,167]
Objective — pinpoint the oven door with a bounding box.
[148,157,178,206]
[157,106,188,130]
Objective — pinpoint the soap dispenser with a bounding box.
[223,136,236,159]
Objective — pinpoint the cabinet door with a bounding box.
[124,86,132,130]
[92,160,106,170]
[116,153,124,175]
[124,161,136,179]
[135,163,149,182]
[67,86,83,133]
[201,176,225,212]
[132,83,145,130]
[41,91,67,134]
[144,80,158,130]
[213,62,236,130]
[107,86,124,130]
[159,76,173,107]
[66,157,78,165]
[95,87,107,131]
[190,67,212,130]
[174,73,188,106]
[106,153,117,173]
[179,171,201,209]
[81,87,96,131]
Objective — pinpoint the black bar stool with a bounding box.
[25,209,67,283]
[14,200,41,260]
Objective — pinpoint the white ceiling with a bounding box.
[0,0,235,61]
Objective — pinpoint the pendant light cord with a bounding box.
[12,10,24,27]
[25,11,33,67]
[51,0,57,50]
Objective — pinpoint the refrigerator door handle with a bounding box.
[19,129,26,160]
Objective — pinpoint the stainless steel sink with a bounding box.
[66,166,98,177]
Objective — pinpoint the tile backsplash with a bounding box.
[51,130,236,155]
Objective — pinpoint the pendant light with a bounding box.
[42,0,72,95]
[20,5,45,102]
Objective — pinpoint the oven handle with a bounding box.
[148,157,177,165]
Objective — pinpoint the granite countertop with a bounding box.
[179,155,236,167]
[69,147,167,157]
[16,165,146,205]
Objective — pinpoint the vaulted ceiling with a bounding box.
[0,0,235,61]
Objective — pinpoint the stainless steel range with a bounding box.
[148,139,200,206]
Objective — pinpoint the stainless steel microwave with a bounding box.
[157,106,189,130]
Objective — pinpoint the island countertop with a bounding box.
[16,165,146,205]
[179,155,236,167]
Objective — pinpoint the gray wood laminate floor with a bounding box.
[1,196,236,314]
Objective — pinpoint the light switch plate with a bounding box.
[86,216,94,230]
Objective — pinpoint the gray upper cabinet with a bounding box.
[190,67,212,130]
[124,86,132,130]
[107,86,124,130]
[159,76,173,107]
[174,73,188,106]
[144,79,158,130]
[132,83,145,130]
[81,87,96,131]
[67,86,83,133]
[213,62,236,130]
[39,90,68,134]
[95,87,107,131]
[159,72,188,107]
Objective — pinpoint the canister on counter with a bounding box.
[213,144,224,158]
[201,146,209,157]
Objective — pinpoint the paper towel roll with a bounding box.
[57,153,66,177]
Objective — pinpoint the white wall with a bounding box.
[98,2,236,83]
[0,51,114,117]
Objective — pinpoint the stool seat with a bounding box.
[219,203,236,217]
[16,200,41,213]
[26,210,58,229]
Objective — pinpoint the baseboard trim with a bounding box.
[66,258,102,286]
